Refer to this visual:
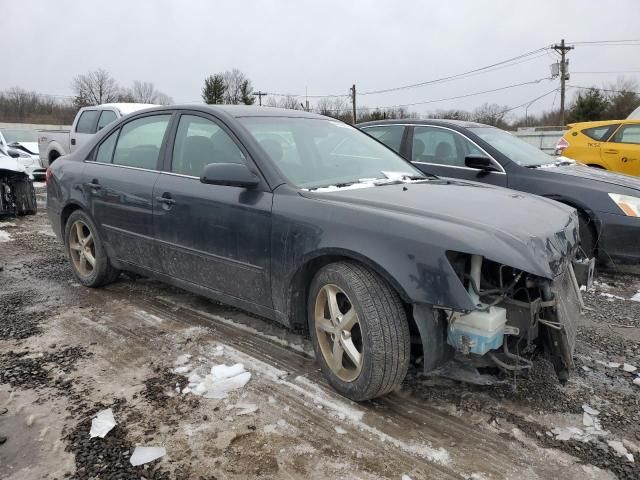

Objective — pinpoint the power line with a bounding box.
[572,70,640,74]
[358,47,550,95]
[567,39,640,45]
[566,84,640,95]
[321,78,552,112]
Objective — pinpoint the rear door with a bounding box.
[360,124,409,157]
[602,123,640,175]
[153,112,273,307]
[408,125,507,186]
[83,113,172,271]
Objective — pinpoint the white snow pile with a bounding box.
[631,291,640,303]
[89,408,116,438]
[174,353,251,400]
[130,446,166,466]
[599,292,626,301]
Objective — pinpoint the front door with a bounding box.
[153,113,272,307]
[602,124,640,176]
[408,126,507,186]
[83,113,172,271]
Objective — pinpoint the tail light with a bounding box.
[555,137,569,156]
[45,167,52,187]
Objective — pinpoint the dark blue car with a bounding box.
[47,106,584,399]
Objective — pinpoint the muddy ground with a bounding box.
[1,189,640,479]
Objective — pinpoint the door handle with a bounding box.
[604,149,619,154]
[155,194,176,206]
[71,138,76,146]
[86,179,101,190]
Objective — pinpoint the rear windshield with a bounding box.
[468,126,555,167]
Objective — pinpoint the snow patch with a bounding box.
[0,230,11,242]
[631,292,640,303]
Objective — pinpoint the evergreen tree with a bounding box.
[569,88,609,122]
[240,79,255,105]
[202,74,226,104]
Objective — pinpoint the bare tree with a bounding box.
[71,69,120,107]
[0,87,76,124]
[470,103,510,127]
[314,97,351,122]
[223,69,253,105]
[129,80,173,105]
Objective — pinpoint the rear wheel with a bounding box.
[308,261,410,401]
[65,210,119,287]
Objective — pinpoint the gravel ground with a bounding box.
[1,198,639,479]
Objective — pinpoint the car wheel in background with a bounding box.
[15,177,37,216]
[308,261,410,401]
[578,213,597,259]
[64,210,119,287]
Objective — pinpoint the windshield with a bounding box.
[469,126,555,167]
[238,117,424,189]
[2,129,37,144]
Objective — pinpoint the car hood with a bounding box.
[305,179,579,279]
[10,141,39,155]
[548,163,640,191]
[0,155,28,174]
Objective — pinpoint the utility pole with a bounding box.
[350,84,356,124]
[253,91,267,106]
[552,39,574,126]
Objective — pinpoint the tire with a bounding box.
[64,210,119,287]
[14,177,37,216]
[308,261,410,401]
[578,212,597,258]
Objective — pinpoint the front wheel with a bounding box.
[308,262,410,401]
[64,210,119,287]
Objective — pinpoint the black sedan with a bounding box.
[358,119,640,265]
[48,106,583,400]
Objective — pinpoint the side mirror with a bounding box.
[200,163,260,188]
[465,154,501,172]
[7,149,20,158]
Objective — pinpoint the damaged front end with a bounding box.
[418,252,590,383]
[0,153,37,217]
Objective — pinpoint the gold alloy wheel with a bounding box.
[68,220,96,277]
[314,284,363,382]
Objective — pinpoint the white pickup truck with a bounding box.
[38,103,157,167]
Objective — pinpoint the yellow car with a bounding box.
[556,119,640,176]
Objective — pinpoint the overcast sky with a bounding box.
[5,0,640,118]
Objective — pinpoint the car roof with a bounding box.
[356,118,492,129]
[139,104,328,120]
[97,103,160,114]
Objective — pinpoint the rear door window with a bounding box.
[362,125,405,154]
[95,129,119,163]
[75,110,99,134]
[112,115,171,170]
[583,125,616,141]
[97,110,118,131]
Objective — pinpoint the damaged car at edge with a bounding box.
[47,106,586,400]
[0,145,37,217]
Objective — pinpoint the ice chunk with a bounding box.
[581,365,592,372]
[630,292,640,302]
[334,426,347,434]
[607,362,621,369]
[623,363,637,373]
[213,345,224,356]
[203,372,251,399]
[89,408,116,438]
[582,404,600,416]
[583,412,594,427]
[129,446,166,466]
[633,377,640,387]
[402,476,413,480]
[608,440,633,462]
[174,354,191,366]
[173,365,191,374]
[552,427,583,441]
